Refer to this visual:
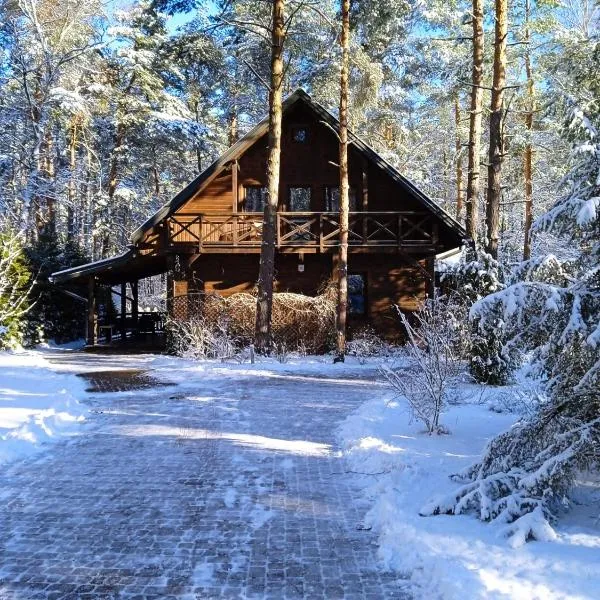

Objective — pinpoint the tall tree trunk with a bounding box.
[455,93,464,220]
[254,0,285,354]
[465,0,484,244]
[41,129,56,236]
[336,0,351,361]
[67,119,78,239]
[523,0,535,261]
[228,108,238,147]
[485,0,508,259]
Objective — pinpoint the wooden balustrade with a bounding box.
[166,212,436,252]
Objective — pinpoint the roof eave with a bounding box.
[49,250,133,284]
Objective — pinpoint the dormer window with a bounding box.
[291,126,308,143]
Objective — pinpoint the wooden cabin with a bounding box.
[51,89,464,348]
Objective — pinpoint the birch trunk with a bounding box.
[465,0,484,243]
[254,0,285,354]
[485,0,508,259]
[336,0,351,361]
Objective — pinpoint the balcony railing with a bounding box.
[166,211,437,251]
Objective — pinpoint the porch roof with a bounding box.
[49,250,168,286]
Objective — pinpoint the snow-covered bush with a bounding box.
[421,97,600,545]
[0,222,33,348]
[382,301,461,434]
[346,326,393,363]
[166,311,238,360]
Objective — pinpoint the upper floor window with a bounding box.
[291,126,308,143]
[288,186,311,211]
[245,186,267,212]
[325,186,358,211]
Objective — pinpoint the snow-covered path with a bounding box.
[0,352,407,599]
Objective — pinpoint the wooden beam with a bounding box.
[131,280,139,333]
[120,283,127,341]
[362,158,369,210]
[426,257,435,299]
[232,160,239,212]
[87,278,97,346]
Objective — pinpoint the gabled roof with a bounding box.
[131,88,465,244]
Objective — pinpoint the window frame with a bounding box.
[348,272,368,317]
[291,125,309,144]
[287,185,312,212]
[243,185,268,213]
[324,185,358,212]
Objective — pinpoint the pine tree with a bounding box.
[422,54,600,543]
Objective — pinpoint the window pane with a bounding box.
[245,187,267,212]
[292,127,308,143]
[289,187,311,211]
[325,186,357,211]
[348,274,366,315]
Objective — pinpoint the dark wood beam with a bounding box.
[131,280,139,332]
[87,278,97,346]
[232,160,239,212]
[120,283,127,341]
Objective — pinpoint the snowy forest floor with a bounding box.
[0,350,598,599]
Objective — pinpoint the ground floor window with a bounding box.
[348,274,366,315]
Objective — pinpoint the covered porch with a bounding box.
[49,251,170,351]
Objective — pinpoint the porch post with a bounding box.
[131,280,139,333]
[120,282,127,341]
[87,277,97,346]
[426,257,435,300]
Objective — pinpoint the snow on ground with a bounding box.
[3,347,598,598]
[339,382,600,600]
[0,350,87,465]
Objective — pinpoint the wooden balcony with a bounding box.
[165,211,438,254]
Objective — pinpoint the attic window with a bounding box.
[292,126,308,143]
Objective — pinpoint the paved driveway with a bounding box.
[0,354,407,599]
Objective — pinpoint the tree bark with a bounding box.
[228,108,238,147]
[254,0,285,354]
[67,119,78,239]
[336,0,351,361]
[465,0,484,243]
[523,0,534,261]
[455,93,464,220]
[485,0,508,259]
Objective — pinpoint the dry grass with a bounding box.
[168,283,337,356]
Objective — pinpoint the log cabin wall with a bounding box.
[174,102,426,216]
[170,253,431,339]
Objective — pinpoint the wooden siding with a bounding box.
[173,102,426,218]
[177,252,430,338]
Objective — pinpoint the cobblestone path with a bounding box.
[0,354,408,599]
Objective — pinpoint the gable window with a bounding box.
[325,186,358,211]
[348,274,366,315]
[245,186,267,212]
[288,186,311,211]
[291,126,308,143]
